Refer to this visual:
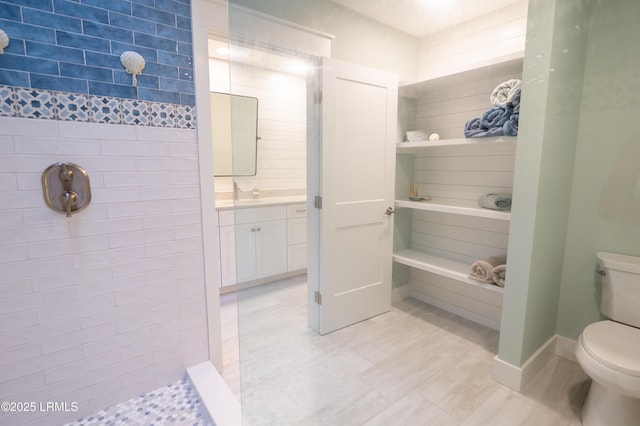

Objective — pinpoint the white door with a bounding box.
[309,57,398,335]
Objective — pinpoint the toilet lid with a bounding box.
[582,320,640,377]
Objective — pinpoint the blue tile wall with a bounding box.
[0,0,195,128]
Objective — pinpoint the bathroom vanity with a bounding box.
[216,198,307,290]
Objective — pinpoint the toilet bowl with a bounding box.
[576,252,640,426]
[576,321,640,426]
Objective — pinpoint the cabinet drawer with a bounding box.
[287,203,307,218]
[219,205,287,226]
[235,205,286,224]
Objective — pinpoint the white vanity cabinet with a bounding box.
[218,221,251,286]
[217,201,307,288]
[218,205,288,287]
[286,203,307,271]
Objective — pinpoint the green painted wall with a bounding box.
[498,0,590,365]
[501,0,640,366]
[556,0,640,340]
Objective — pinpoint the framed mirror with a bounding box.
[211,92,259,176]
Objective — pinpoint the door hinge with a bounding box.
[314,195,322,209]
[314,90,322,105]
[314,291,322,305]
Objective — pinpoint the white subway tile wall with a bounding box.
[209,58,307,194]
[0,117,208,425]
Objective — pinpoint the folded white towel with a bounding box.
[490,79,522,107]
[469,256,506,284]
[406,130,429,142]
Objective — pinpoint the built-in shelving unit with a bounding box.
[392,54,522,330]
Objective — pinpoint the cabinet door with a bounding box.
[255,220,287,279]
[288,243,307,271]
[234,223,257,284]
[287,217,307,245]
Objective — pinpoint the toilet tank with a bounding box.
[597,251,640,328]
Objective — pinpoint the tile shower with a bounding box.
[0,0,209,424]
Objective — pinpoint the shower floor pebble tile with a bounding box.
[64,377,210,426]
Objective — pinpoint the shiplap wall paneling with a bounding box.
[410,269,503,330]
[413,67,523,139]
[417,0,528,82]
[413,142,516,202]
[411,210,510,265]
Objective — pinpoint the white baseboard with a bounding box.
[492,355,524,391]
[491,335,575,392]
[233,270,307,293]
[187,362,241,426]
[492,334,578,391]
[554,335,578,363]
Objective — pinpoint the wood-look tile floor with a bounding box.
[220,275,589,425]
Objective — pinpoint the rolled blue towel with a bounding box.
[464,117,483,137]
[464,103,517,138]
[464,116,506,138]
[481,105,512,129]
[503,113,518,136]
[480,126,505,137]
[465,125,505,138]
[478,193,512,211]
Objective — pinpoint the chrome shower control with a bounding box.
[42,162,91,217]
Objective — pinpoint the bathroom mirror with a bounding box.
[211,92,258,176]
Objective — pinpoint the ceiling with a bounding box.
[328,0,521,38]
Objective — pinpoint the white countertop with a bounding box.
[215,195,307,210]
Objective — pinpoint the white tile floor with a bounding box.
[70,275,588,425]
[221,275,589,425]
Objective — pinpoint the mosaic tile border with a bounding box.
[0,86,196,130]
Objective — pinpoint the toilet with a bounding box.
[575,252,640,426]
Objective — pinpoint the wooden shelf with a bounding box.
[395,198,510,221]
[396,136,515,152]
[392,249,504,294]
